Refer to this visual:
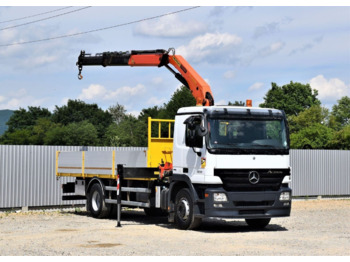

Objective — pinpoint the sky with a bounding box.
[0,2,349,116]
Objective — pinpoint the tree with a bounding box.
[329,125,350,149]
[30,118,60,145]
[161,86,196,119]
[108,103,126,124]
[104,115,147,147]
[44,121,99,146]
[6,106,51,132]
[138,105,165,123]
[288,105,330,133]
[260,81,320,116]
[0,129,32,145]
[52,99,112,139]
[1,107,51,145]
[290,123,334,149]
[331,96,350,128]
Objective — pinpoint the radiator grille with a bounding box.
[214,169,289,192]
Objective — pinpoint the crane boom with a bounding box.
[76,49,214,106]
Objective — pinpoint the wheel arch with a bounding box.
[168,174,200,215]
[86,177,106,196]
[169,175,197,202]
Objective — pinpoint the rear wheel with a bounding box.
[174,188,201,230]
[245,218,271,229]
[87,183,111,218]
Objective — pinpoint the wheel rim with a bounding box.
[91,191,101,211]
[177,197,190,221]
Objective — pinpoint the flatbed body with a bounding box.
[56,150,158,180]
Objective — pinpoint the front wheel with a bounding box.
[245,218,271,229]
[174,188,201,230]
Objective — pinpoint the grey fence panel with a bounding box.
[290,150,350,196]
[1,146,349,208]
[0,145,147,208]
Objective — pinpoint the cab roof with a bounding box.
[177,105,283,115]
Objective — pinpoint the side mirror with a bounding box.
[184,115,207,151]
[184,115,207,137]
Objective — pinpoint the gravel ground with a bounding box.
[0,199,349,256]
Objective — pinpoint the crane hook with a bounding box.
[77,65,83,80]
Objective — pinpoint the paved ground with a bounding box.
[0,199,349,256]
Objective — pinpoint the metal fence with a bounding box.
[0,145,147,209]
[0,146,349,209]
[290,149,350,197]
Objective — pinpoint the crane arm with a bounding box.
[76,49,214,106]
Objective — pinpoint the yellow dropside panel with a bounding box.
[147,117,174,168]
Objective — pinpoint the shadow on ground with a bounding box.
[66,208,287,233]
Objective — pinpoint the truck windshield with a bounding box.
[207,117,289,154]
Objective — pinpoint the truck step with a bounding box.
[62,195,86,201]
[105,186,151,193]
[105,199,150,208]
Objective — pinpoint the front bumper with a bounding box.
[202,187,291,219]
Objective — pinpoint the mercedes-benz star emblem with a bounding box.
[248,171,260,184]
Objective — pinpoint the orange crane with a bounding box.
[76,48,214,107]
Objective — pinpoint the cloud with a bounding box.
[152,77,164,85]
[109,84,145,98]
[0,94,47,110]
[0,24,90,71]
[254,22,280,39]
[61,97,69,106]
[259,42,285,57]
[177,32,242,63]
[78,84,107,100]
[0,29,17,43]
[242,41,285,65]
[209,7,228,17]
[223,70,235,79]
[18,55,59,69]
[78,84,146,101]
[134,14,206,38]
[127,110,141,118]
[209,6,253,17]
[253,17,293,39]
[309,75,349,101]
[147,96,167,106]
[248,82,264,91]
[9,88,27,97]
[289,36,323,56]
[215,99,227,105]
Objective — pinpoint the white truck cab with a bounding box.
[167,105,292,229]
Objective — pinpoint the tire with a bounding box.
[245,218,271,229]
[87,183,111,218]
[174,188,202,230]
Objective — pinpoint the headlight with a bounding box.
[213,193,228,202]
[279,192,291,201]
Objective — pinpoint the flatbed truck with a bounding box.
[56,48,291,230]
